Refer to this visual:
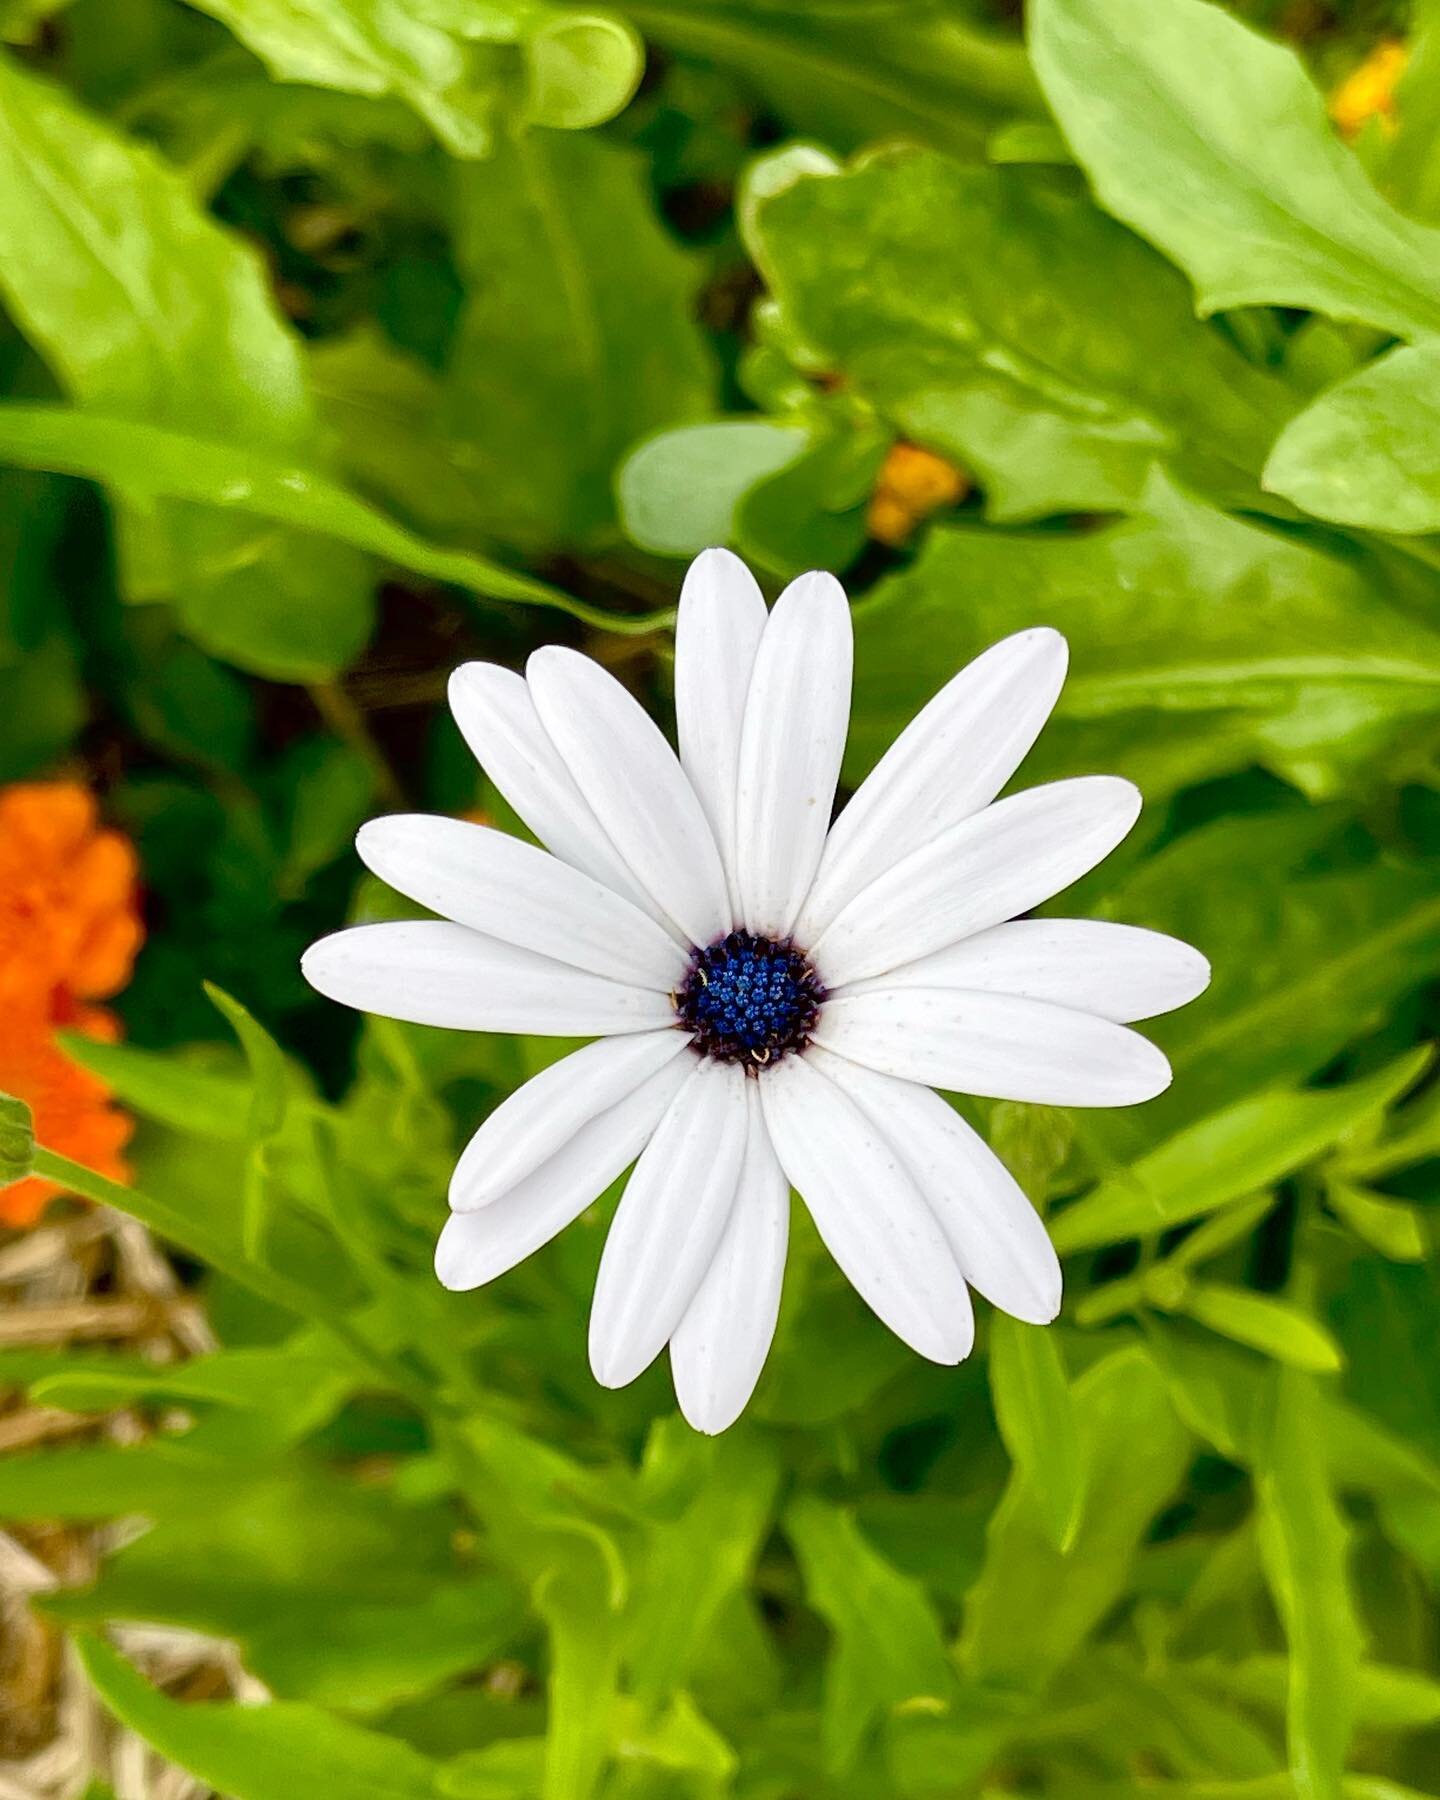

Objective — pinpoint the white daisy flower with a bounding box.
[302,549,1209,1433]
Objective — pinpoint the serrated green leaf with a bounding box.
[1030,0,1440,338]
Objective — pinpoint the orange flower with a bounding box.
[1331,39,1408,141]
[0,782,143,1228]
[867,442,970,547]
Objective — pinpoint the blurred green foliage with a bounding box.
[1,0,1439,1796]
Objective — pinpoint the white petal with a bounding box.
[670,1083,790,1434]
[301,922,675,1035]
[797,628,1068,941]
[811,776,1141,988]
[815,986,1172,1107]
[356,815,688,993]
[734,570,853,939]
[448,662,677,934]
[810,1047,1061,1324]
[435,1053,693,1290]
[528,647,730,950]
[758,1053,973,1363]
[675,548,769,905]
[589,1058,749,1388]
[844,918,1211,1023]
[449,1031,690,1212]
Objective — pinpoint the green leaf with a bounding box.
[206,983,290,1143]
[732,423,884,579]
[535,1554,621,1800]
[0,630,85,782]
[0,404,667,635]
[1030,0,1440,339]
[1256,1368,1365,1800]
[1264,343,1440,533]
[1166,1194,1277,1274]
[56,1034,250,1140]
[961,1346,1191,1692]
[1331,1261,1440,1467]
[0,1087,35,1184]
[25,1343,360,1460]
[1143,1321,1272,1464]
[608,1692,735,1784]
[47,1467,516,1716]
[1052,1050,1430,1254]
[849,475,1440,802]
[756,1256,912,1425]
[624,0,1039,160]
[988,1314,1086,1553]
[250,1581,527,1715]
[77,1634,448,1800]
[747,149,1295,521]
[1097,815,1440,1139]
[987,118,1072,166]
[522,14,643,131]
[785,1494,954,1772]
[626,1426,780,1706]
[444,129,716,551]
[276,737,376,895]
[1194,1653,1440,1734]
[182,0,641,154]
[308,329,490,541]
[436,1741,545,1800]
[618,420,809,558]
[0,1441,259,1519]
[0,52,371,677]
[1325,1180,1427,1263]
[1177,1284,1344,1374]
[1375,0,1440,224]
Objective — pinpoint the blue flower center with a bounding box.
[675,931,826,1070]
